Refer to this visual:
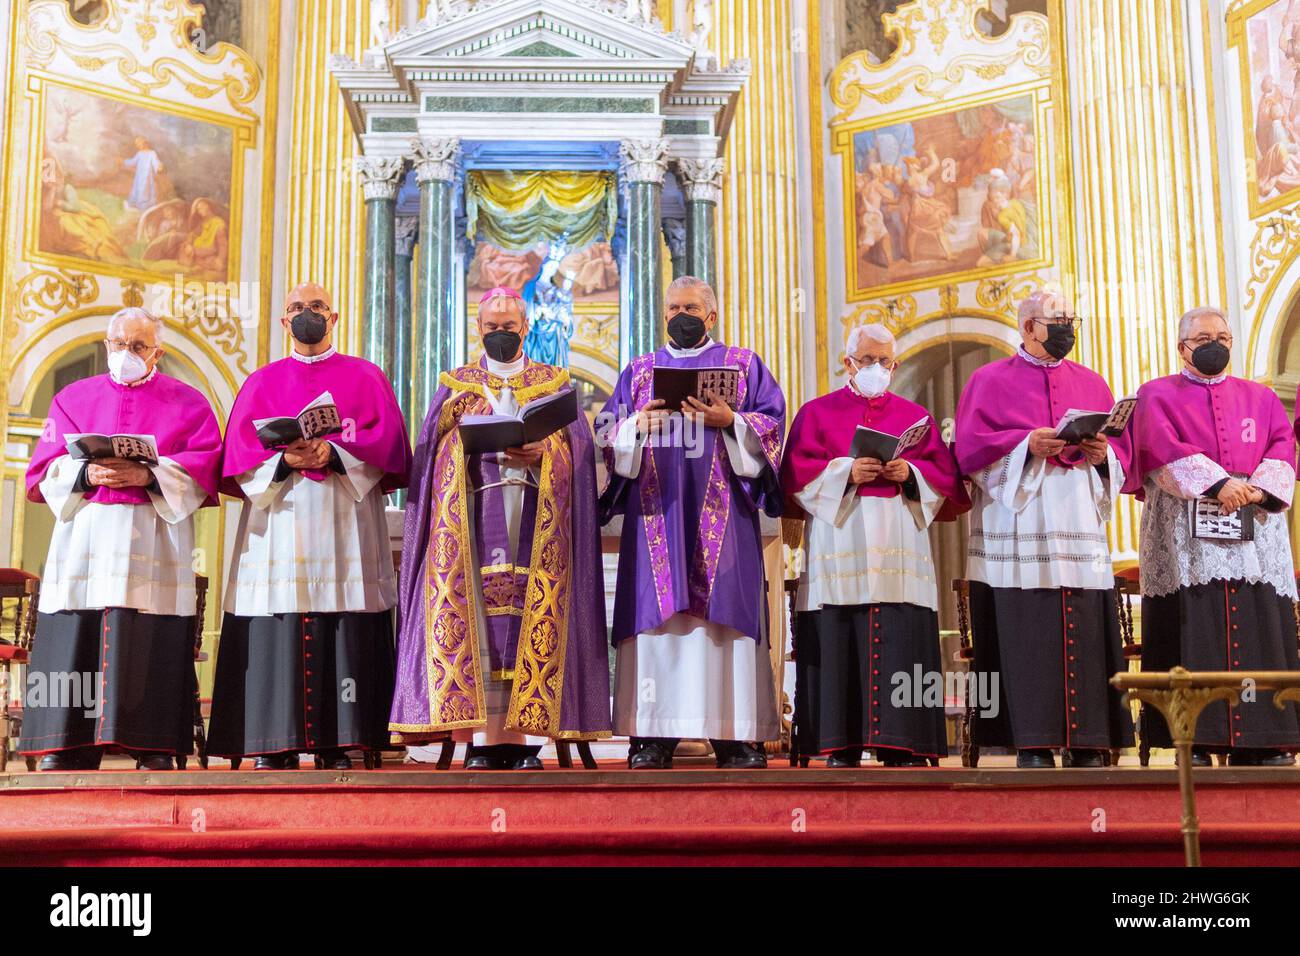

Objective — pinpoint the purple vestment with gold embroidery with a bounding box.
[389,358,611,741]
[598,342,786,644]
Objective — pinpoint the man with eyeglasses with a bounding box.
[780,324,969,767]
[954,290,1135,768]
[1126,306,1300,766]
[21,307,222,771]
[208,282,412,770]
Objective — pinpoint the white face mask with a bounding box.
[851,360,892,398]
[108,349,152,384]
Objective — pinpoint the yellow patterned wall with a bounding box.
[714,0,805,407]
[286,0,373,358]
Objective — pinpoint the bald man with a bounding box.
[207,283,412,770]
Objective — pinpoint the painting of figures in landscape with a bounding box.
[467,238,620,306]
[1241,0,1300,211]
[848,92,1044,296]
[33,82,236,281]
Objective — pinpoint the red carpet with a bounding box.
[3,765,1300,865]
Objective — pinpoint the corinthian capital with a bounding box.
[410,136,461,183]
[354,156,406,201]
[677,157,726,204]
[619,138,670,185]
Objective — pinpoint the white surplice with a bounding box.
[794,457,944,613]
[965,351,1125,592]
[611,339,780,741]
[223,348,396,616]
[39,449,208,617]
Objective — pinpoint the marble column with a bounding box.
[356,156,406,380]
[393,215,418,432]
[619,137,670,361]
[410,136,461,425]
[677,157,725,292]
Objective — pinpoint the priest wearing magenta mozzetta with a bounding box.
[780,323,969,767]
[21,307,222,771]
[954,289,1134,769]
[598,275,786,770]
[207,282,411,771]
[1126,305,1300,767]
[390,286,611,770]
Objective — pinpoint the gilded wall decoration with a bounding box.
[14,268,101,324]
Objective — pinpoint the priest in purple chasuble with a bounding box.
[21,308,222,771]
[780,323,970,767]
[953,290,1134,769]
[207,283,411,770]
[597,275,786,770]
[1125,306,1300,766]
[390,286,611,770]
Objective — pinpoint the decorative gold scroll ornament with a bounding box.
[14,268,100,323]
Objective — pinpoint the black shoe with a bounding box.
[1066,748,1106,768]
[464,754,499,770]
[717,741,767,770]
[1016,749,1055,769]
[511,755,543,771]
[135,753,175,771]
[253,753,290,770]
[825,747,861,768]
[1184,747,1213,768]
[39,751,86,771]
[1228,748,1296,767]
[628,740,674,770]
[880,750,930,767]
[317,749,352,770]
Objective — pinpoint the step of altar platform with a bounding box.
[4,766,1300,866]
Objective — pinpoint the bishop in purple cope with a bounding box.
[954,290,1134,769]
[597,276,786,770]
[21,308,222,771]
[1125,306,1300,766]
[391,287,611,770]
[207,283,412,771]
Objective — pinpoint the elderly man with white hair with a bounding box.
[780,324,969,767]
[598,275,786,769]
[954,290,1135,768]
[21,307,222,771]
[1125,306,1300,766]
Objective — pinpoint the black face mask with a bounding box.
[667,313,707,350]
[291,309,328,345]
[1038,323,1076,360]
[1188,340,1230,376]
[483,330,521,363]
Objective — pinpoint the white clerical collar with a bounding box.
[111,367,158,388]
[486,354,526,378]
[1181,366,1227,386]
[1017,345,1062,368]
[291,346,336,364]
[666,338,716,358]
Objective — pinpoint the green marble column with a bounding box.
[678,157,725,292]
[356,156,405,379]
[620,138,670,362]
[393,216,417,433]
[411,136,461,426]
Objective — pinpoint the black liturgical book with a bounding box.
[458,387,579,456]
[65,432,159,466]
[849,416,930,463]
[253,392,343,449]
[1052,396,1137,445]
[653,366,741,410]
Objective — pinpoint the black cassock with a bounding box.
[21,609,195,756]
[1141,579,1300,749]
[206,611,395,757]
[970,583,1134,751]
[795,602,948,758]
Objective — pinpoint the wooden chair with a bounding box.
[175,575,208,771]
[950,579,979,768]
[1113,566,1148,767]
[0,569,39,773]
